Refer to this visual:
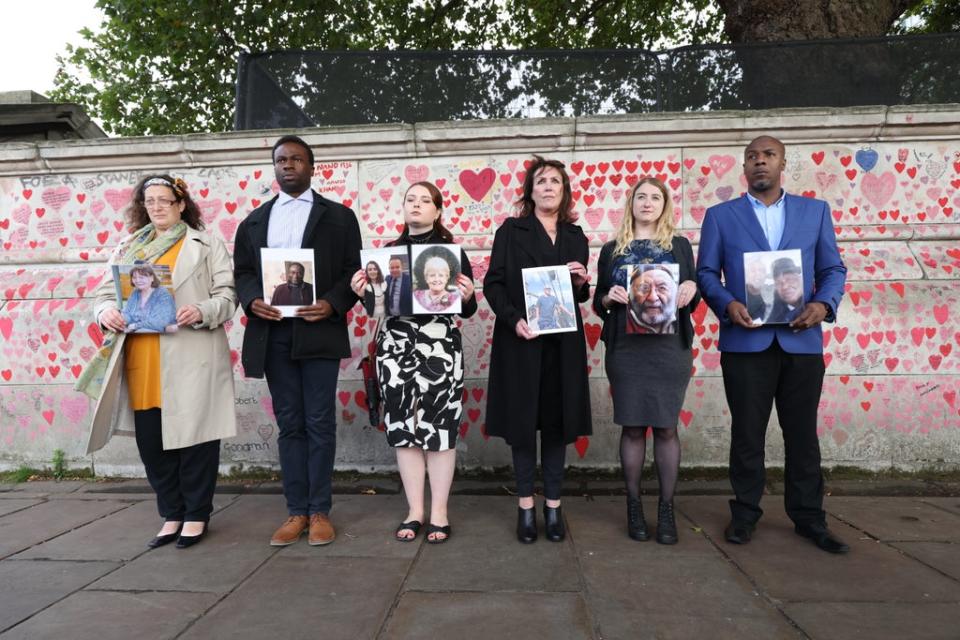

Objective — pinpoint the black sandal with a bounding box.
[426,523,451,544]
[395,520,422,541]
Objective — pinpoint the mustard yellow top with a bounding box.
[124,238,184,411]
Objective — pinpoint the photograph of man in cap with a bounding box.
[766,256,804,324]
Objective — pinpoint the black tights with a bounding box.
[620,426,680,502]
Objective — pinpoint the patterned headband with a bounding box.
[143,177,187,197]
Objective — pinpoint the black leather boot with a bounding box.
[517,506,537,543]
[627,497,649,541]
[656,499,678,545]
[543,504,565,542]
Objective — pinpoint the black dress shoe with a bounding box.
[543,505,565,542]
[724,520,755,545]
[655,499,678,545]
[176,524,208,549]
[795,522,850,554]
[148,524,182,549]
[517,506,537,544]
[627,498,649,541]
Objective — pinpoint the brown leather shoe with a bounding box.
[270,515,308,546]
[308,513,336,546]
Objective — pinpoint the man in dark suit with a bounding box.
[384,257,412,315]
[270,262,314,306]
[696,135,849,554]
[766,257,804,324]
[233,135,361,547]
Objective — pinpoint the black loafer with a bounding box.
[795,522,850,554]
[724,520,755,545]
[176,524,208,549]
[148,523,182,549]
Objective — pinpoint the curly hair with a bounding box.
[126,174,204,232]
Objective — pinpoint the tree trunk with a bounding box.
[718,0,921,42]
[716,0,924,110]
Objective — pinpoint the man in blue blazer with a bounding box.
[697,135,849,554]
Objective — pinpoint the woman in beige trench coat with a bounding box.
[77,175,237,549]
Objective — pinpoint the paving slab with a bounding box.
[89,495,284,593]
[0,499,43,518]
[403,496,581,592]
[9,481,85,494]
[829,496,960,542]
[922,496,960,518]
[0,499,128,559]
[180,555,409,640]
[679,496,960,603]
[0,590,218,640]
[567,496,718,557]
[278,494,421,559]
[784,602,960,640]
[890,541,960,582]
[0,560,118,632]
[381,592,594,639]
[13,496,232,562]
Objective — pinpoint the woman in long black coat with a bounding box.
[484,155,592,544]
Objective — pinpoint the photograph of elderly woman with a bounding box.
[623,263,681,335]
[112,263,178,334]
[742,249,804,325]
[411,244,462,314]
[521,265,577,335]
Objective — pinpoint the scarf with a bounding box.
[74,222,187,399]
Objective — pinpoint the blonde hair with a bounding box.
[613,177,675,255]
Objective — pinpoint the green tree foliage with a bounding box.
[50,0,721,135]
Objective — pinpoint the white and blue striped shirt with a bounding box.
[267,189,313,249]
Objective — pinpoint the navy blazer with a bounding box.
[384,273,412,315]
[696,193,846,355]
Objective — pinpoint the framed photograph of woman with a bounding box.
[411,244,462,315]
[359,247,395,317]
[521,265,577,334]
[260,248,317,318]
[112,262,178,334]
[743,249,803,325]
[623,263,680,335]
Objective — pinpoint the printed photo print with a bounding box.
[521,265,577,335]
[411,244,462,315]
[361,248,412,316]
[743,249,804,325]
[112,262,178,334]
[623,263,681,335]
[261,248,316,318]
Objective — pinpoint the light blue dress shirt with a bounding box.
[746,189,786,250]
[267,189,313,249]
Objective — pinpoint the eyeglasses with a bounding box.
[144,198,178,209]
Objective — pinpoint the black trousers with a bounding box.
[512,434,567,501]
[721,341,826,526]
[134,408,220,522]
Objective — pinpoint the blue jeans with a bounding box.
[264,321,341,516]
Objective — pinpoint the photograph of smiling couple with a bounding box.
[623,263,681,335]
[360,245,462,316]
[743,249,804,324]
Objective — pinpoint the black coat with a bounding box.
[483,216,592,447]
[233,191,362,378]
[592,236,700,350]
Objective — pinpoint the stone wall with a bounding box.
[1,106,958,475]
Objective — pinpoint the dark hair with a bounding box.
[772,257,800,279]
[272,135,315,166]
[126,174,204,232]
[515,155,574,222]
[388,181,455,246]
[129,263,160,288]
[412,245,460,291]
[365,261,384,284]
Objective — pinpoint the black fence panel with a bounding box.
[235,34,960,130]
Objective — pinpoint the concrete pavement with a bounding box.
[1,480,958,639]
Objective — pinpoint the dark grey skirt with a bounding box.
[604,331,692,429]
